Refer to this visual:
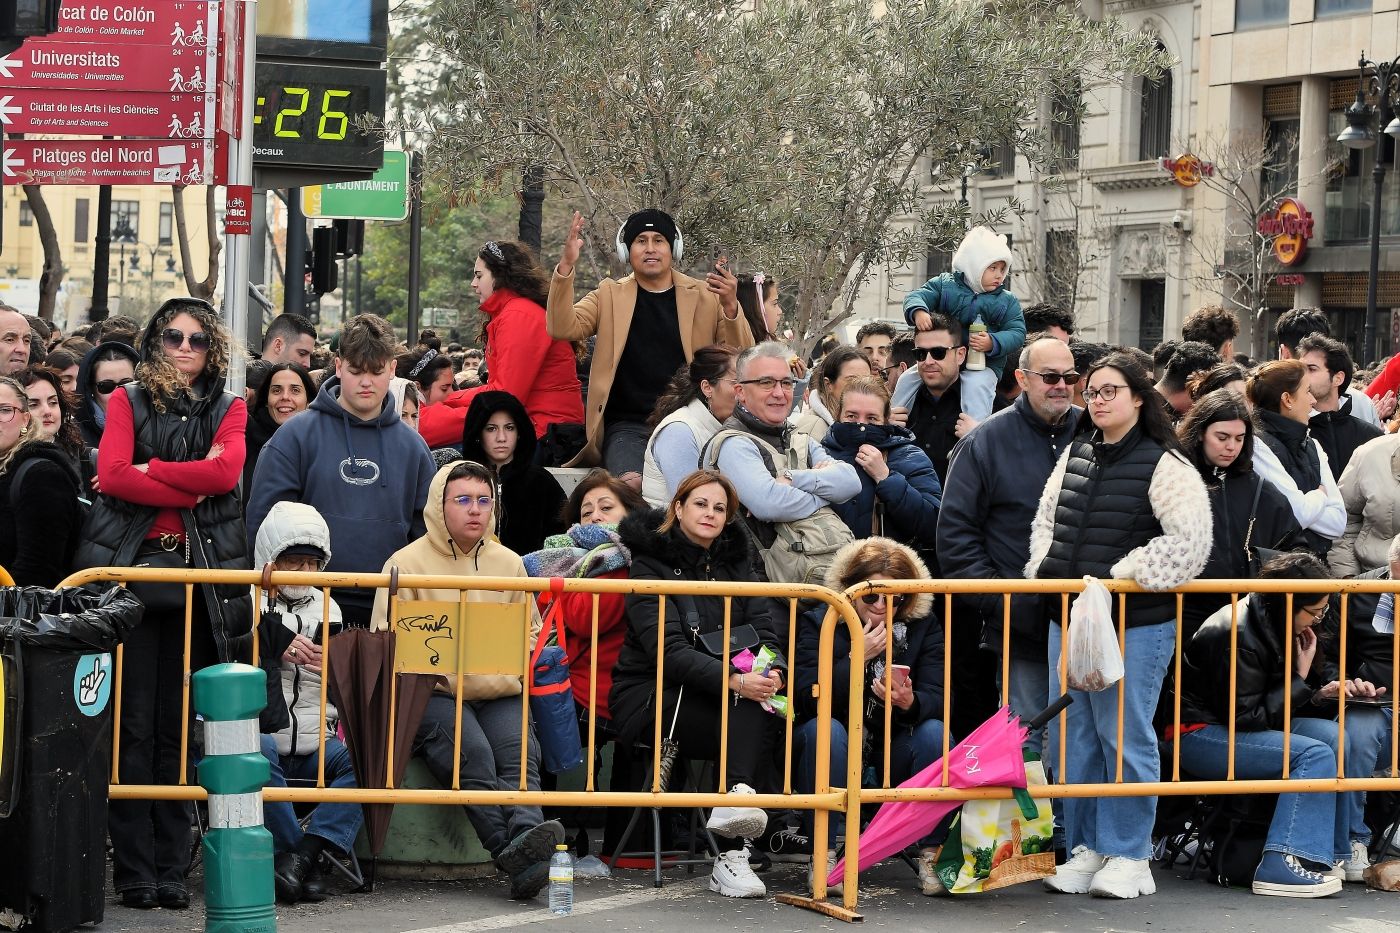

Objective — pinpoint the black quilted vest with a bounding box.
[75,379,251,661]
[1037,425,1175,629]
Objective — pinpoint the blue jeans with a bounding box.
[1176,721,1346,865]
[260,734,364,855]
[1046,620,1174,859]
[794,716,946,840]
[1002,656,1051,758]
[1326,706,1393,845]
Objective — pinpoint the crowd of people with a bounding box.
[5,208,1400,909]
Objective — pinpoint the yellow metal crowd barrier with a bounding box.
[51,566,1400,920]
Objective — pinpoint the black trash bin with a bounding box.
[0,585,142,933]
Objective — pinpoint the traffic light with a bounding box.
[1,0,62,55]
[310,227,338,296]
[334,219,364,257]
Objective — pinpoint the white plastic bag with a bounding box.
[1065,576,1124,692]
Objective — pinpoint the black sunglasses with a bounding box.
[1021,369,1081,386]
[914,346,955,361]
[161,328,212,353]
[95,376,135,395]
[859,593,909,608]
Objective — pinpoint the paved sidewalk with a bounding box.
[92,858,1400,932]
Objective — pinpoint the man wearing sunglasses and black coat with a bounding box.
[937,334,1081,753]
[899,313,973,486]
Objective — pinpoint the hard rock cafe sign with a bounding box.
[1257,198,1313,267]
[1161,153,1214,187]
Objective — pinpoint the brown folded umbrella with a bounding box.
[326,627,434,856]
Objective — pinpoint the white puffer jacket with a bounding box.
[254,502,341,756]
[1329,433,1400,577]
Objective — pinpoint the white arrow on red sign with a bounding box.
[0,88,213,138]
[1,149,23,179]
[0,54,19,80]
[8,38,215,93]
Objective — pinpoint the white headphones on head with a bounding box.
[615,221,685,263]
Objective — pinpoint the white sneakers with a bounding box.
[917,847,947,896]
[1342,840,1370,883]
[808,850,843,897]
[706,784,769,841]
[711,847,765,898]
[1044,847,1155,899]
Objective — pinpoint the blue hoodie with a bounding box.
[245,375,435,618]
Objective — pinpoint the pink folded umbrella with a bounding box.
[828,699,1070,886]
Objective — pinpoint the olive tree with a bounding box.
[410,0,1166,353]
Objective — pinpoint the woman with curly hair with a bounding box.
[420,240,584,449]
[75,297,251,911]
[0,375,82,585]
[17,365,84,465]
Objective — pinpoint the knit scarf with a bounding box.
[724,404,790,451]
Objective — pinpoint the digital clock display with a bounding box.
[251,61,386,172]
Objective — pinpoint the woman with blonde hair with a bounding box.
[793,536,947,894]
[76,297,250,910]
[0,375,82,585]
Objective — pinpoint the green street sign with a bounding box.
[302,150,411,221]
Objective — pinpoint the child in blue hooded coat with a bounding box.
[894,227,1026,422]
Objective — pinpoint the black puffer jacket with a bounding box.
[1183,471,1301,634]
[1256,409,1322,491]
[1324,566,1395,690]
[794,539,944,738]
[0,440,82,587]
[461,390,566,556]
[608,507,783,744]
[1310,399,1382,481]
[1178,594,1322,731]
[1035,426,1174,628]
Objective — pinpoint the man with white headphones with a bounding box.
[547,208,754,483]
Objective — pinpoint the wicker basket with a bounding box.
[984,817,1056,891]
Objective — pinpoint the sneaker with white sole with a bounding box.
[1342,840,1370,883]
[1043,845,1104,894]
[711,847,766,898]
[1089,856,1155,899]
[763,825,812,863]
[1252,852,1343,898]
[917,846,947,896]
[707,784,768,840]
[807,850,844,897]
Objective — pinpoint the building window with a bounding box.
[1263,117,1300,197]
[926,245,951,280]
[1044,229,1078,308]
[1316,0,1368,18]
[1049,80,1081,168]
[981,138,1017,179]
[1139,46,1173,162]
[158,202,174,245]
[110,201,139,240]
[74,198,89,243]
[1235,0,1288,29]
[17,203,32,227]
[1325,108,1400,241]
[1138,279,1166,351]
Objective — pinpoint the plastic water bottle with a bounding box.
[548,844,574,916]
[966,314,988,371]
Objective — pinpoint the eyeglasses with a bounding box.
[1082,384,1128,403]
[1301,603,1330,622]
[859,593,909,608]
[95,377,135,395]
[914,346,955,361]
[738,377,798,392]
[1022,369,1081,386]
[450,494,494,511]
[161,328,211,353]
[0,405,20,423]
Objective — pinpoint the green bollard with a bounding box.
[193,662,277,933]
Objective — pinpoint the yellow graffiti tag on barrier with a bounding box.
[392,599,527,676]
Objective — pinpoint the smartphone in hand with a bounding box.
[890,663,911,686]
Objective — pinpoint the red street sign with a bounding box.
[225,184,252,235]
[0,38,215,93]
[217,0,245,137]
[1,139,214,186]
[0,88,214,138]
[50,0,217,47]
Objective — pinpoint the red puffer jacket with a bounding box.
[426,288,583,447]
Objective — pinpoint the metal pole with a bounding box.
[90,183,113,323]
[284,189,306,318]
[406,150,423,345]
[518,165,544,254]
[354,255,362,316]
[222,0,257,397]
[248,188,268,351]
[1365,74,1389,366]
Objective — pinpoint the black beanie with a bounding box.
[621,209,678,249]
